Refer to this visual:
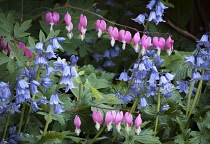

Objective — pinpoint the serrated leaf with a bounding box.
[132,129,161,144]
[19,19,32,33]
[52,114,65,126]
[6,12,14,33]
[28,36,36,49]
[7,59,16,74]
[0,53,9,65]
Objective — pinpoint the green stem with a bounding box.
[76,84,82,110]
[111,132,119,142]
[154,87,161,133]
[43,104,54,136]
[2,112,11,140]
[187,70,204,118]
[88,124,105,144]
[23,66,41,132]
[186,81,195,116]
[17,103,26,133]
[130,97,140,114]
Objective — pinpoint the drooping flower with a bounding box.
[116,72,130,81]
[118,30,132,50]
[134,114,142,135]
[94,20,106,38]
[78,14,87,41]
[124,112,133,133]
[105,111,116,131]
[45,12,60,31]
[146,0,156,10]
[160,104,170,112]
[74,115,81,136]
[141,35,151,55]
[92,110,103,131]
[64,11,74,39]
[50,93,63,105]
[108,26,119,47]
[133,32,141,53]
[165,36,174,56]
[114,111,124,132]
[139,97,149,108]
[132,14,146,26]
[152,37,165,55]
[31,101,40,112]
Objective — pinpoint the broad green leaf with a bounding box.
[6,12,14,33]
[28,36,36,49]
[89,86,103,100]
[19,19,32,33]
[52,114,65,126]
[7,59,16,74]
[0,53,9,65]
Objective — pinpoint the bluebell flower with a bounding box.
[103,49,111,59]
[37,97,48,105]
[50,94,63,105]
[146,0,156,10]
[46,66,55,76]
[0,82,11,101]
[139,97,149,108]
[185,55,195,67]
[143,56,153,69]
[40,76,53,91]
[135,69,151,80]
[32,42,44,54]
[53,104,65,115]
[45,44,57,59]
[161,82,174,94]
[148,11,156,22]
[105,0,115,7]
[70,66,78,78]
[6,103,21,114]
[65,80,77,93]
[148,66,159,84]
[9,126,16,135]
[132,14,146,26]
[191,71,201,81]
[103,59,116,67]
[153,54,164,66]
[146,84,158,97]
[57,37,66,41]
[176,81,189,94]
[120,93,134,104]
[93,53,102,62]
[34,56,49,66]
[30,80,40,95]
[196,56,205,67]
[31,101,40,112]
[202,70,210,80]
[160,104,170,112]
[18,79,29,89]
[69,55,79,66]
[52,38,62,49]
[93,5,101,13]
[138,62,146,70]
[155,5,163,16]
[157,2,168,10]
[86,39,95,44]
[164,91,174,98]
[165,73,175,81]
[111,45,120,58]
[53,57,67,70]
[116,72,130,81]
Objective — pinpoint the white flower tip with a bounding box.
[111,38,115,47]
[116,124,121,133]
[95,123,101,131]
[135,128,141,135]
[97,30,102,38]
[107,123,112,131]
[67,33,73,39]
[80,34,85,41]
[75,128,81,136]
[134,45,140,53]
[122,42,126,50]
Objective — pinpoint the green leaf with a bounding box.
[7,59,16,74]
[28,36,36,49]
[19,19,32,33]
[51,114,65,126]
[132,129,161,144]
[39,30,46,42]
[89,86,103,100]
[0,53,9,65]
[6,12,14,33]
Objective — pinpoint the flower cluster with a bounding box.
[0,36,32,59]
[132,0,168,25]
[177,34,210,92]
[92,110,142,135]
[116,51,174,109]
